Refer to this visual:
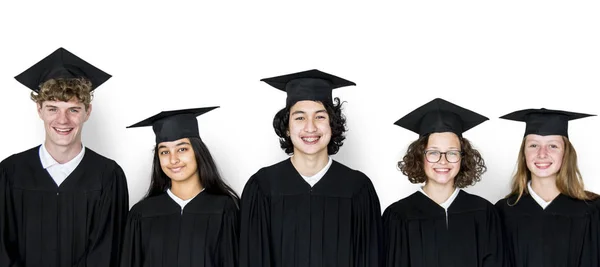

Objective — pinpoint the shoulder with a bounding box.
[383,192,421,219]
[331,160,374,188]
[83,147,122,170]
[0,146,40,178]
[1,146,39,167]
[248,158,289,183]
[129,194,168,214]
[494,194,519,209]
[458,190,495,209]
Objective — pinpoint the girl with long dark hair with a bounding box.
[121,107,239,267]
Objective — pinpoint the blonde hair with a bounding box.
[508,136,598,204]
[30,78,93,110]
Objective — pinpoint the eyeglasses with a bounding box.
[424,150,462,163]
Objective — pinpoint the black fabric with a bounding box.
[120,192,239,267]
[496,194,600,267]
[239,158,382,267]
[0,146,129,267]
[383,190,506,267]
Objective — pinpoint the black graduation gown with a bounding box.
[382,190,506,267]
[239,158,382,267]
[495,193,600,267]
[0,146,129,267]
[119,192,239,267]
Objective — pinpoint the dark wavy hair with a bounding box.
[273,98,347,155]
[397,133,487,188]
[145,137,239,206]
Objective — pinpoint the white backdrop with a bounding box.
[0,1,598,210]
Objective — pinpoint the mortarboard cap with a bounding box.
[499,108,595,137]
[394,98,489,137]
[14,47,111,92]
[127,106,219,143]
[260,69,355,106]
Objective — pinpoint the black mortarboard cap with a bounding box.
[500,108,595,137]
[14,47,111,92]
[260,69,356,106]
[394,98,489,137]
[126,106,219,143]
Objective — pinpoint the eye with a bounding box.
[159,150,169,155]
[178,147,188,152]
[294,116,305,121]
[549,144,559,149]
[48,108,57,112]
[316,115,328,120]
[528,144,538,148]
[427,151,440,156]
[69,108,79,113]
[447,151,460,156]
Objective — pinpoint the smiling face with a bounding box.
[157,138,200,183]
[288,100,332,158]
[37,97,91,150]
[524,134,564,181]
[423,132,462,187]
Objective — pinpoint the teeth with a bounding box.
[55,128,72,132]
[535,163,551,167]
[302,137,319,142]
[435,168,450,172]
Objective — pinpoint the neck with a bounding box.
[423,181,456,205]
[44,140,83,164]
[170,174,203,200]
[290,152,329,177]
[530,176,560,202]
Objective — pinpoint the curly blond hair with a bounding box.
[30,78,93,110]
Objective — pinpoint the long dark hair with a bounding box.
[145,137,239,206]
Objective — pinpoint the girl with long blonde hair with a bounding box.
[495,108,599,267]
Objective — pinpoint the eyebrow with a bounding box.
[426,146,460,150]
[291,109,327,116]
[157,142,191,149]
[44,105,82,109]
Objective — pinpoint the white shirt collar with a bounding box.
[167,188,205,213]
[39,143,86,169]
[528,181,552,209]
[300,157,333,187]
[419,186,461,211]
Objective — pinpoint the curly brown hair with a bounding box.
[397,134,487,188]
[30,78,93,110]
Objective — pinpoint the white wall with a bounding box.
[1,1,599,210]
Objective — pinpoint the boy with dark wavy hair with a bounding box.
[239,69,381,267]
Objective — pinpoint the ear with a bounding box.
[37,102,43,119]
[84,103,93,122]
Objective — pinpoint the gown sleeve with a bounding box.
[215,198,240,267]
[382,206,410,267]
[579,201,600,267]
[119,210,143,267]
[239,175,272,267]
[482,204,508,267]
[77,163,130,267]
[0,160,24,267]
[351,178,382,267]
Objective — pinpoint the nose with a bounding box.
[537,146,548,158]
[438,153,449,164]
[169,152,180,165]
[56,110,68,124]
[304,118,317,132]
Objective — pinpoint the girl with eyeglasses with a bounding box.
[382,98,507,267]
